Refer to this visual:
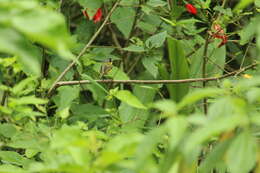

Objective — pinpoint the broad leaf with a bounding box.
[111,7,136,38]
[167,37,189,102]
[226,130,257,173]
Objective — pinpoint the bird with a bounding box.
[99,58,113,79]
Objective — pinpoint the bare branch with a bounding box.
[53,63,257,89]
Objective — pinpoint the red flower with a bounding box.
[186,3,197,15]
[83,8,102,23]
[211,24,228,48]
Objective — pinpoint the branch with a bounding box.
[47,0,121,97]
[52,63,257,89]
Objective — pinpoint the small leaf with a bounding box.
[123,45,146,52]
[147,0,167,7]
[9,96,47,106]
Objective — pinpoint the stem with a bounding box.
[202,34,210,114]
[1,91,7,106]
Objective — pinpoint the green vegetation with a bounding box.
[0,0,259,172]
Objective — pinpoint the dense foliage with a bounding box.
[0,0,260,172]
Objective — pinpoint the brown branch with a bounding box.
[47,0,121,97]
[52,63,257,89]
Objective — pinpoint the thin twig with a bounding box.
[47,0,121,97]
[52,63,257,89]
[202,34,211,114]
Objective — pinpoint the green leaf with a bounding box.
[12,77,36,95]
[123,45,146,52]
[234,0,255,12]
[190,40,226,79]
[0,27,41,76]
[0,1,74,60]
[9,96,48,106]
[107,66,130,80]
[145,31,167,49]
[97,133,143,168]
[177,88,224,110]
[114,90,147,109]
[147,0,167,7]
[77,0,103,18]
[135,126,167,170]
[167,37,189,102]
[142,56,160,78]
[246,87,260,103]
[153,100,177,115]
[54,86,80,118]
[82,74,108,93]
[119,77,157,130]
[199,139,232,173]
[185,114,246,153]
[0,124,17,138]
[0,151,31,167]
[239,16,259,45]
[226,130,257,173]
[111,7,136,38]
[0,164,27,173]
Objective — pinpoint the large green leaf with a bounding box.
[199,139,232,173]
[0,151,32,167]
[167,37,189,102]
[111,7,136,38]
[0,164,27,173]
[234,0,255,12]
[239,16,259,45]
[190,40,226,79]
[185,114,247,153]
[0,1,74,60]
[53,86,80,119]
[226,130,257,173]
[118,72,157,130]
[0,27,41,76]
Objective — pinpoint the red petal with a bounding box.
[93,8,102,23]
[186,4,197,15]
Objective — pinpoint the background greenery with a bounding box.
[0,0,260,172]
